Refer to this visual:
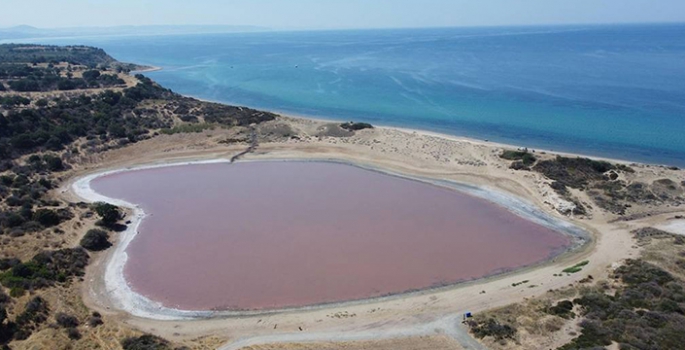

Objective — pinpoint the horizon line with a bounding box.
[2,20,684,33]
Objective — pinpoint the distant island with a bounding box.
[0,24,270,41]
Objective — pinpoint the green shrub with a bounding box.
[33,209,62,227]
[160,123,215,135]
[547,300,575,319]
[43,154,65,172]
[468,318,517,341]
[562,260,685,349]
[121,334,171,350]
[9,287,25,298]
[55,313,79,328]
[340,122,373,131]
[16,296,49,327]
[80,229,111,251]
[0,248,89,291]
[562,260,589,274]
[500,150,537,166]
[94,202,122,226]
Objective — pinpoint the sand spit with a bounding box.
[71,158,588,321]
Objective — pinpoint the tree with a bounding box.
[9,79,40,92]
[94,202,121,226]
[79,229,111,251]
[82,70,100,81]
[43,154,64,172]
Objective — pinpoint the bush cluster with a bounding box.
[500,150,537,166]
[80,229,111,251]
[340,122,373,131]
[0,44,115,67]
[0,248,89,295]
[559,259,685,349]
[467,318,517,341]
[121,334,171,350]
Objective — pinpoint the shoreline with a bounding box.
[54,68,681,348]
[70,157,590,321]
[143,76,647,167]
[60,109,675,348]
[129,64,162,74]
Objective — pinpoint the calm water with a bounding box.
[28,24,685,166]
[92,162,570,310]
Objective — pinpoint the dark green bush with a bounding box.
[547,300,575,319]
[15,296,49,328]
[340,122,373,131]
[500,150,537,166]
[55,313,79,328]
[121,334,171,350]
[80,229,111,251]
[0,248,89,291]
[94,202,122,227]
[562,260,685,349]
[468,318,517,341]
[67,327,81,340]
[33,209,62,227]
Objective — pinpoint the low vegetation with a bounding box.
[0,248,89,296]
[79,229,111,251]
[471,226,685,350]
[340,121,373,131]
[93,202,122,228]
[501,153,684,216]
[121,334,172,350]
[500,149,537,169]
[160,123,216,135]
[511,280,530,287]
[468,318,518,341]
[546,300,575,319]
[562,260,589,274]
[0,296,51,343]
[559,259,685,349]
[0,45,115,67]
[0,44,279,348]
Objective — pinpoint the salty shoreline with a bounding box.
[70,157,589,321]
[52,69,684,347]
[60,111,680,349]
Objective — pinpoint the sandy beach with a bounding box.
[59,113,685,349]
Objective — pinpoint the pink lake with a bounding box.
[91,161,570,311]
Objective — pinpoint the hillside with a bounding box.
[0,44,115,67]
[0,44,277,349]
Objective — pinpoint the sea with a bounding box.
[18,23,685,166]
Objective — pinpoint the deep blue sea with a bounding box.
[24,24,685,166]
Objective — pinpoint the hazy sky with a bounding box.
[2,0,685,30]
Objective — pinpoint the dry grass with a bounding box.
[471,287,584,350]
[239,335,463,350]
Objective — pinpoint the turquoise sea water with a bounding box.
[29,24,685,166]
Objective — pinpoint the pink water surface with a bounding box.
[91,161,570,311]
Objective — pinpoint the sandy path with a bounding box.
[219,315,483,350]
